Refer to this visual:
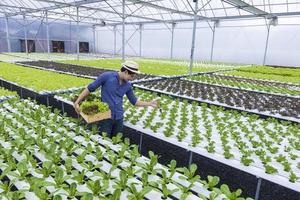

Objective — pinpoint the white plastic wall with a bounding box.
[97,18,300,67]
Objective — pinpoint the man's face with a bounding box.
[125,71,135,81]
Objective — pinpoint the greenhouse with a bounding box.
[0,0,300,200]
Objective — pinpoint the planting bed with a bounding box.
[59,59,238,76]
[0,87,17,102]
[136,79,300,122]
[0,63,91,93]
[0,99,252,200]
[17,61,159,82]
[56,88,300,199]
[220,66,300,85]
[186,74,300,97]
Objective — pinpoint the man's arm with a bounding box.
[135,99,157,107]
[126,85,158,108]
[73,88,90,113]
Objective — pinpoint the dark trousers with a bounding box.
[98,118,123,138]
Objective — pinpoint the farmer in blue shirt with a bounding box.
[74,61,157,137]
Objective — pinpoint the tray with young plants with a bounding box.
[59,58,240,76]
[122,89,300,192]
[16,60,109,79]
[0,63,91,95]
[219,65,300,86]
[0,99,252,200]
[79,98,111,124]
[55,88,300,192]
[17,60,160,82]
[135,79,300,122]
[0,87,17,102]
[185,74,300,97]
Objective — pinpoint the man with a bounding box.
[74,61,157,137]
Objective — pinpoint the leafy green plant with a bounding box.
[161,182,178,199]
[143,151,159,175]
[127,183,152,200]
[80,99,109,115]
[205,176,220,191]
[87,179,110,196]
[53,168,70,188]
[178,164,200,182]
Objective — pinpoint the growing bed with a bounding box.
[220,66,300,85]
[135,79,300,122]
[0,99,252,200]
[55,88,300,199]
[186,74,300,97]
[0,87,17,102]
[59,58,239,76]
[16,60,160,82]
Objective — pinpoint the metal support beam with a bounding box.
[46,11,50,53]
[23,15,28,55]
[263,20,271,65]
[210,21,217,62]
[139,24,143,57]
[170,23,176,59]
[76,7,79,60]
[122,0,125,61]
[5,15,11,52]
[113,26,117,57]
[255,177,262,200]
[189,0,199,76]
[93,25,96,53]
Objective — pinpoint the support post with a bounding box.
[93,25,96,53]
[122,0,125,61]
[113,26,117,57]
[188,151,193,166]
[255,177,262,200]
[46,11,50,53]
[189,0,199,76]
[210,21,217,62]
[76,7,80,60]
[263,19,271,66]
[170,23,176,59]
[139,24,143,57]
[23,15,28,55]
[5,15,11,52]
[139,132,143,153]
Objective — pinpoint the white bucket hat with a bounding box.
[122,61,140,74]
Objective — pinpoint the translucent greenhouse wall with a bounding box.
[0,17,94,53]
[97,18,300,67]
[1,16,300,67]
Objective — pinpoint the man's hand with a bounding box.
[149,100,158,108]
[74,102,80,114]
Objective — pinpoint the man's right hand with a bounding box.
[74,102,80,114]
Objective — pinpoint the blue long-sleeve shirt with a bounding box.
[87,71,137,120]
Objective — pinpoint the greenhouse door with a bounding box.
[52,41,65,53]
[79,42,89,53]
[20,40,36,52]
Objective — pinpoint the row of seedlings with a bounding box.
[16,61,159,82]
[56,88,300,193]
[134,79,300,122]
[185,74,300,97]
[0,99,252,199]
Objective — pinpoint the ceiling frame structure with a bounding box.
[0,0,299,27]
[1,0,300,67]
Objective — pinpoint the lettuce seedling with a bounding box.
[161,182,178,199]
[127,183,152,200]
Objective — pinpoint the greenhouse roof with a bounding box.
[0,0,300,26]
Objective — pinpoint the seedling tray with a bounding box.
[79,110,111,124]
